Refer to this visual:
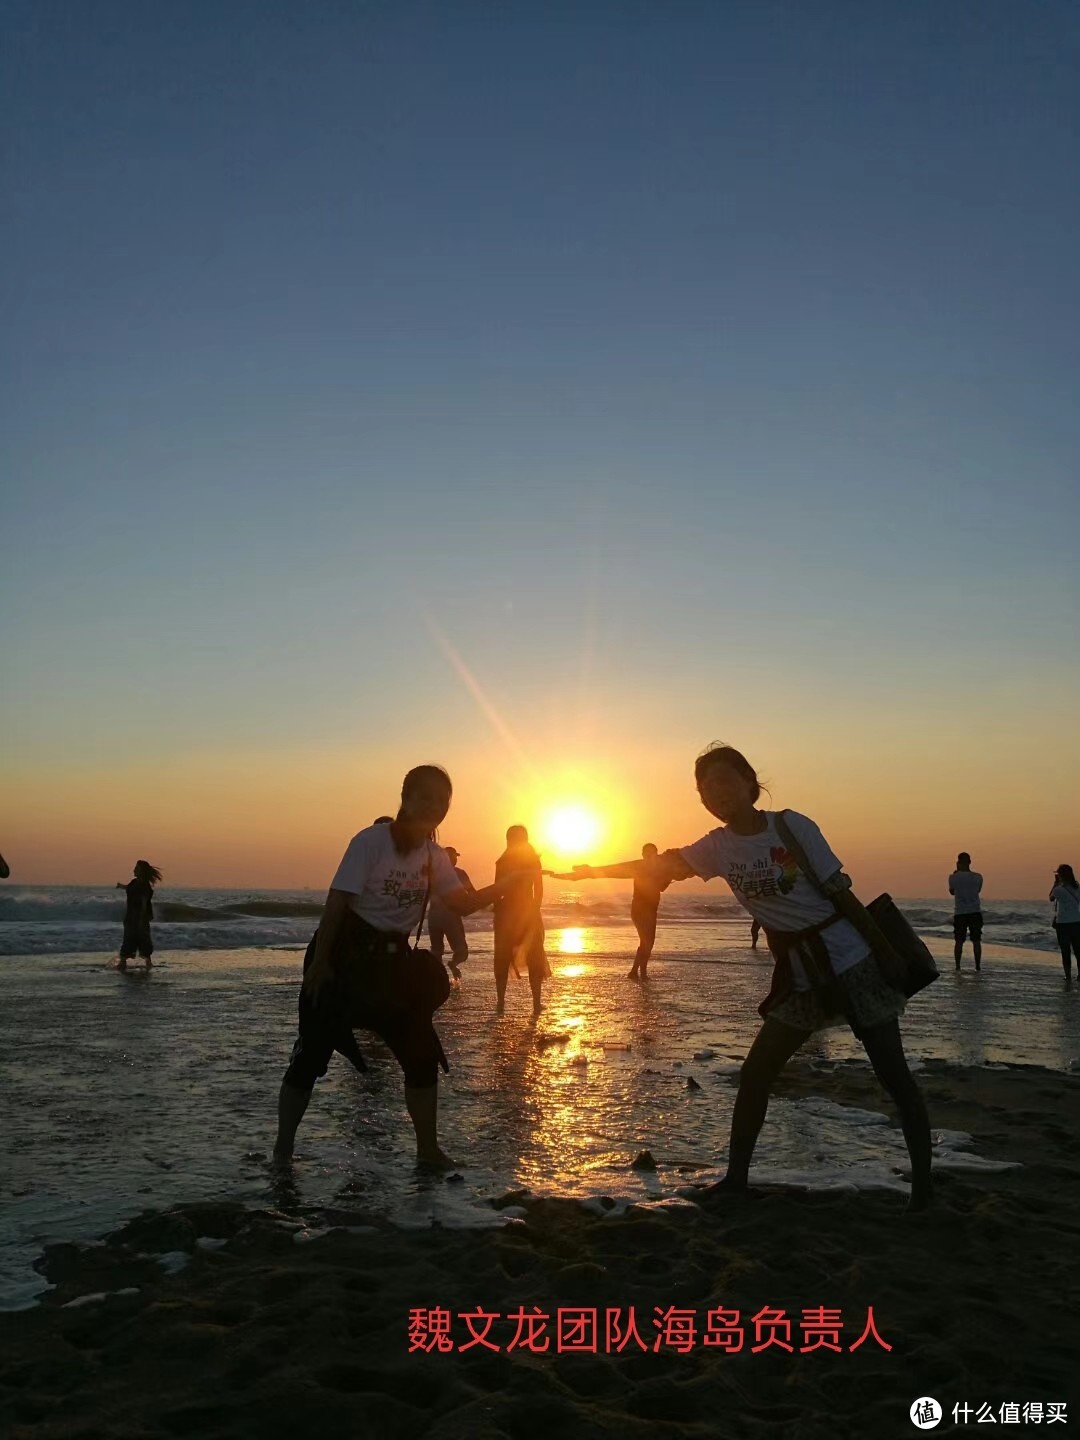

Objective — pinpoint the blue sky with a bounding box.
[2,2,1077,886]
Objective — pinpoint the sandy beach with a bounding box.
[2,1058,1076,1439]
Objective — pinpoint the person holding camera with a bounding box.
[274,765,517,1170]
[1050,864,1080,982]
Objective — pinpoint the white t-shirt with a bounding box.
[679,810,870,990]
[949,871,983,914]
[1051,885,1080,925]
[330,825,461,934]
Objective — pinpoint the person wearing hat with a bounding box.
[429,845,475,979]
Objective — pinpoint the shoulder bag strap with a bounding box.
[773,810,826,892]
[412,842,433,952]
[774,810,902,968]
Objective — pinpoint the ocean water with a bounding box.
[1,891,1077,1310]
[0,885,1064,956]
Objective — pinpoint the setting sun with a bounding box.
[542,804,601,862]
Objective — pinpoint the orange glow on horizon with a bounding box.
[1,712,1075,899]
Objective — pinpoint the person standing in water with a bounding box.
[570,743,932,1213]
[750,918,762,949]
[275,766,520,1169]
[1050,864,1080,983]
[949,852,984,972]
[627,843,671,980]
[429,846,476,980]
[116,861,161,972]
[494,825,548,1016]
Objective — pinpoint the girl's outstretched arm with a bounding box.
[561,851,694,884]
[443,869,523,916]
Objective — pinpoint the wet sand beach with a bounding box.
[2,1059,1076,1439]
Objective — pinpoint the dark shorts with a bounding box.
[283,933,445,1091]
[120,926,153,960]
[953,912,983,942]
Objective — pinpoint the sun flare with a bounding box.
[542,804,601,861]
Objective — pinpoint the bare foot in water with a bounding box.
[417,1147,456,1171]
[702,1176,750,1201]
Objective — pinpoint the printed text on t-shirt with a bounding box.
[726,848,799,901]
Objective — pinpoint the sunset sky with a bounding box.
[3,4,1077,898]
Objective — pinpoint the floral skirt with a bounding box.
[766,952,906,1034]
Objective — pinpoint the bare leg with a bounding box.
[860,1020,933,1212]
[628,915,645,979]
[405,1083,452,1167]
[274,1082,312,1161]
[449,937,467,983]
[721,1020,810,1188]
[1055,925,1071,979]
[629,908,657,979]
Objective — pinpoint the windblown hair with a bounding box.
[1056,864,1079,892]
[134,860,163,886]
[693,743,765,803]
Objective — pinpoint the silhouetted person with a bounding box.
[750,918,762,949]
[568,742,932,1214]
[628,843,671,980]
[116,861,161,972]
[1050,864,1080,982]
[949,852,983,971]
[275,765,519,1169]
[430,846,476,979]
[494,825,548,1016]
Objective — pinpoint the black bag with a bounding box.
[337,915,451,1018]
[774,811,939,999]
[859,893,940,998]
[312,845,452,1019]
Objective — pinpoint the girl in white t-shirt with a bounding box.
[274,764,518,1169]
[567,743,932,1212]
